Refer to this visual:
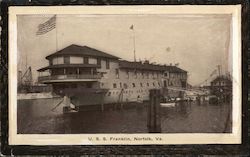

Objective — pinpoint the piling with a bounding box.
[101,103,104,111]
[196,94,201,106]
[179,91,184,99]
[147,89,161,133]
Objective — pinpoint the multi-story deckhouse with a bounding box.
[38,44,188,106]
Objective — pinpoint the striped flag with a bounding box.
[36,15,56,35]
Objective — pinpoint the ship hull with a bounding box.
[54,86,183,107]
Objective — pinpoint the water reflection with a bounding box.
[17,99,231,134]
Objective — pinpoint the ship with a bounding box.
[37,44,188,108]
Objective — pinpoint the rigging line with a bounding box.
[20,67,31,80]
[195,70,219,86]
[51,98,64,112]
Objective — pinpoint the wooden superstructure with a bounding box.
[38,44,188,106]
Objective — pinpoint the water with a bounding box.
[17,98,231,134]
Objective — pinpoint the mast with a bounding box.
[130,25,136,62]
[217,65,221,77]
[25,53,28,70]
[217,65,221,86]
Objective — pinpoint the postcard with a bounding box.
[8,5,242,145]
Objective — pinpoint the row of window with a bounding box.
[106,89,149,96]
[108,80,181,89]
[115,69,187,80]
[50,56,110,69]
[115,69,166,79]
[112,82,162,89]
[211,81,228,86]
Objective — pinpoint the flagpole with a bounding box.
[55,15,58,51]
[130,25,136,62]
[133,29,136,62]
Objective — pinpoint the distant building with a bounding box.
[210,75,232,102]
[37,44,188,106]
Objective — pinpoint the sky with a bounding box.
[17,14,232,85]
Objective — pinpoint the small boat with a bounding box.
[160,102,176,107]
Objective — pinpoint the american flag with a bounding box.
[36,15,56,35]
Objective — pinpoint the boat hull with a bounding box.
[59,88,182,107]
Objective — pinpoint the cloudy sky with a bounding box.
[17,14,232,85]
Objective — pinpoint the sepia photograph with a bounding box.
[8,5,242,145]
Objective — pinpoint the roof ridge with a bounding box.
[45,44,119,60]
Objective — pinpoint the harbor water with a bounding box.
[17,98,231,134]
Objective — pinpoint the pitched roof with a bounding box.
[119,60,187,73]
[46,44,119,60]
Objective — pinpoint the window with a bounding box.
[113,83,117,88]
[169,81,173,86]
[120,82,122,88]
[106,59,110,69]
[146,72,149,79]
[147,82,149,87]
[97,58,101,66]
[140,83,143,87]
[84,57,89,64]
[132,83,136,88]
[89,58,97,64]
[164,80,167,87]
[134,70,137,79]
[70,56,83,64]
[115,69,119,79]
[53,57,64,65]
[49,60,52,65]
[158,82,161,87]
[123,83,128,89]
[153,82,155,87]
[142,72,144,79]
[126,70,129,79]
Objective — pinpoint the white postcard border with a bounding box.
[8,5,242,145]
